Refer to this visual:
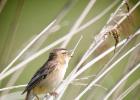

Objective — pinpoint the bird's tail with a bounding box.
[25,91,34,100]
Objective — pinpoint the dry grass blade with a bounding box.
[0,85,26,92]
[78,0,120,32]
[0,20,56,76]
[112,43,140,99]
[75,28,140,100]
[117,78,140,100]
[61,0,96,47]
[73,39,126,79]
[104,63,140,100]
[71,82,107,91]
[71,35,83,57]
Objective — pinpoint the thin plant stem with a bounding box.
[78,0,120,32]
[74,75,96,81]
[0,20,56,76]
[75,35,140,100]
[74,39,126,79]
[0,84,26,92]
[61,0,96,47]
[112,42,140,99]
[71,82,107,91]
[104,63,140,100]
[0,68,24,100]
[117,78,140,100]
[96,29,140,77]
[71,35,83,56]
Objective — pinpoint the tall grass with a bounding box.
[0,0,140,100]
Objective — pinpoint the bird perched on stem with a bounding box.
[22,48,72,100]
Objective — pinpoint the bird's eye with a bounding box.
[61,50,68,55]
[62,52,66,54]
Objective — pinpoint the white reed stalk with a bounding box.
[117,78,140,100]
[83,0,126,60]
[0,84,26,92]
[104,63,140,100]
[0,20,56,76]
[79,0,120,32]
[93,0,140,78]
[0,68,25,100]
[74,28,140,86]
[61,0,96,47]
[72,0,120,76]
[75,0,125,70]
[96,28,140,77]
[74,28,140,99]
[74,39,126,79]
[71,35,83,56]
[75,38,140,100]
[75,21,140,82]
[71,82,88,86]
[112,43,140,99]
[74,75,96,81]
[65,0,119,38]
[112,1,140,30]
[71,82,107,91]
[106,0,126,24]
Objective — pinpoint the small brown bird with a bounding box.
[22,48,72,100]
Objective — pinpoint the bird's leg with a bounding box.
[35,94,40,100]
[49,91,58,97]
[44,93,50,99]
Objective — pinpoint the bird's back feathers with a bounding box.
[22,60,58,94]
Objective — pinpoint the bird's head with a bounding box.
[48,48,72,64]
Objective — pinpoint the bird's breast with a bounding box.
[38,63,68,92]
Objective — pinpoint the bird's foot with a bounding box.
[49,91,58,97]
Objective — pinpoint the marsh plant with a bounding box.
[0,0,140,100]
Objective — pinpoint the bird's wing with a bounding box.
[22,61,58,94]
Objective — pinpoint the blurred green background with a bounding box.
[0,0,140,100]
